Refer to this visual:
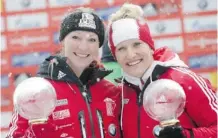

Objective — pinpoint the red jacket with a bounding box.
[7,56,122,138]
[121,47,217,138]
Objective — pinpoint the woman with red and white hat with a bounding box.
[108,3,217,138]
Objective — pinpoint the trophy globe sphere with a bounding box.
[13,77,57,120]
[143,79,186,122]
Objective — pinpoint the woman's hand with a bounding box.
[153,124,188,138]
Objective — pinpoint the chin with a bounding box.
[127,71,141,78]
[132,74,142,78]
[78,63,90,68]
[130,70,144,78]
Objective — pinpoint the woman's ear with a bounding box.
[150,49,154,55]
[58,41,65,56]
[60,40,64,46]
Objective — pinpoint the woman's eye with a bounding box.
[134,42,141,47]
[72,36,79,39]
[89,38,96,42]
[118,47,125,51]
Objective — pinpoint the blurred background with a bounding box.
[0,0,217,137]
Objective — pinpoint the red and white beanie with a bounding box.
[108,18,154,58]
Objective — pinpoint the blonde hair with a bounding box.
[108,3,145,24]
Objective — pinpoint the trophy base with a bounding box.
[29,118,48,125]
[160,119,179,127]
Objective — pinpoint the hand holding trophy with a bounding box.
[143,79,186,138]
[13,77,57,125]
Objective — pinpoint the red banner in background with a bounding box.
[0,0,217,135]
[49,8,69,29]
[184,32,217,53]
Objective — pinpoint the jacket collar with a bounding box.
[37,55,112,85]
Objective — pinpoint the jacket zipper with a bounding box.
[79,111,87,138]
[82,85,96,138]
[96,110,105,138]
[137,92,142,138]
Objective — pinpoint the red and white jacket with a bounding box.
[7,56,122,138]
[121,47,217,138]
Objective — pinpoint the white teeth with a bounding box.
[75,53,89,57]
[127,60,141,66]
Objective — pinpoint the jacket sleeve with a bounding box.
[176,68,217,138]
[6,109,34,138]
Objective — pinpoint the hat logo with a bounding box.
[79,13,96,29]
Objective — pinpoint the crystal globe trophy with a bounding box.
[143,79,186,135]
[13,77,57,125]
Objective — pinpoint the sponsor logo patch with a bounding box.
[52,109,70,120]
[56,99,68,106]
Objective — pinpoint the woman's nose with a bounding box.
[78,40,88,50]
[126,48,136,59]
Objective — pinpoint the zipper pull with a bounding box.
[83,85,87,92]
[82,85,92,103]
[138,92,142,106]
[82,92,88,101]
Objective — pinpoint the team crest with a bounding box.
[79,13,96,29]
[104,98,116,116]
